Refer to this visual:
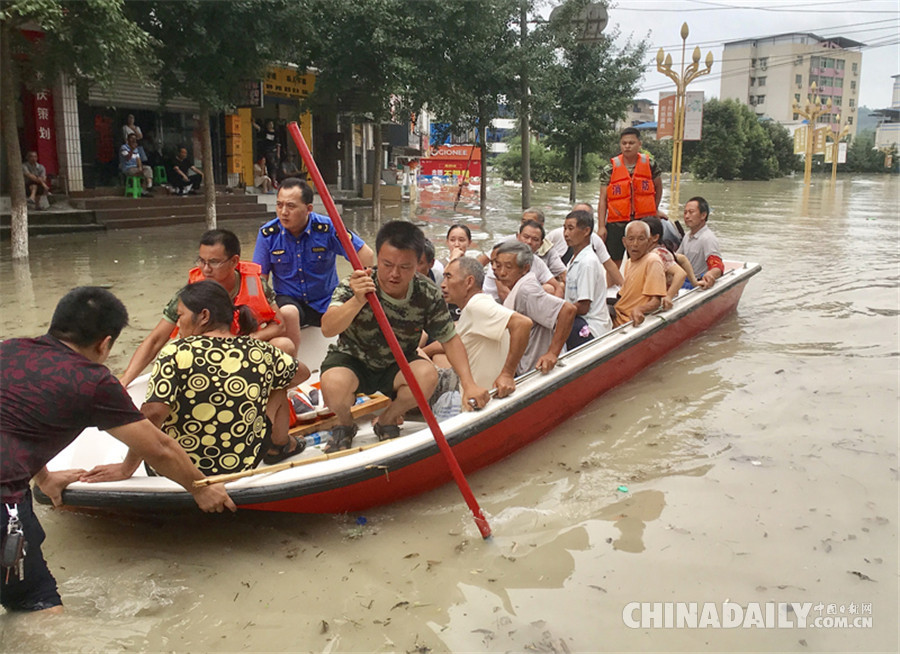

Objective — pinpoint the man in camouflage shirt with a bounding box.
[319,221,490,452]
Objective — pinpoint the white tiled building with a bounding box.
[720,33,863,139]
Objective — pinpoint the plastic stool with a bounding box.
[153,166,168,185]
[124,175,142,198]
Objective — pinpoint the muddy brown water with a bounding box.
[0,175,897,652]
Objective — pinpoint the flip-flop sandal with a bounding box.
[373,422,401,441]
[323,424,358,454]
[262,435,306,465]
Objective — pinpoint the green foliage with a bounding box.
[685,98,786,181]
[493,134,604,183]
[124,0,304,112]
[761,120,801,175]
[533,0,648,183]
[0,0,156,89]
[845,130,895,173]
[303,0,424,122]
[640,137,672,173]
[409,0,519,136]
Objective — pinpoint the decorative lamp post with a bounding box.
[827,113,851,183]
[792,82,832,188]
[656,22,713,214]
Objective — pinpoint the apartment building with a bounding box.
[720,32,863,138]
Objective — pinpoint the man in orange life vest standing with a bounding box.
[597,127,664,267]
[119,229,300,388]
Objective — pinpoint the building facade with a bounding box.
[874,74,899,152]
[720,33,863,138]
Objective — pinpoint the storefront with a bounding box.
[231,65,316,191]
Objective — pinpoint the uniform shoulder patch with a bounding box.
[313,222,330,233]
[261,224,278,237]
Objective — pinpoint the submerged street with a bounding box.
[0,174,897,652]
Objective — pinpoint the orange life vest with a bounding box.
[170,261,277,337]
[606,153,657,223]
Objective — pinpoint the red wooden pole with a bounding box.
[287,122,492,539]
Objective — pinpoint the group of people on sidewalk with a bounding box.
[1,127,724,614]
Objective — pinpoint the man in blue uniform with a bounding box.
[253,178,374,326]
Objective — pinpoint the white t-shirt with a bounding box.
[547,227,611,264]
[566,246,611,337]
[457,293,514,389]
[483,254,553,301]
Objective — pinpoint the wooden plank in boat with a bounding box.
[288,394,391,437]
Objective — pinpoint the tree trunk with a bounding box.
[519,3,531,210]
[1,21,29,260]
[372,121,383,223]
[200,104,216,229]
[478,117,487,215]
[569,142,581,204]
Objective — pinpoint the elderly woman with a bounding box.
[83,281,310,482]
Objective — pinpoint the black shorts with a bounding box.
[605,221,630,261]
[0,490,62,612]
[275,295,323,327]
[320,351,423,399]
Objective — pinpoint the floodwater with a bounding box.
[0,174,897,653]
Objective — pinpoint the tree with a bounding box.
[124,0,307,229]
[761,120,800,176]
[535,0,647,202]
[1,0,154,259]
[686,98,784,181]
[304,0,424,223]
[408,0,520,213]
[845,129,894,173]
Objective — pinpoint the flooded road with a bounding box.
[1,174,897,653]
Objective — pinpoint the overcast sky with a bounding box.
[593,0,899,110]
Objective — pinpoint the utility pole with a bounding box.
[520,2,531,210]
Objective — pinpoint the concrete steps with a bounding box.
[70,191,274,230]
[0,208,106,239]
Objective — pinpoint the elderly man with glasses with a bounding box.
[119,229,299,388]
[253,178,375,327]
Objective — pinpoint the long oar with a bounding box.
[286,122,492,539]
[452,141,477,210]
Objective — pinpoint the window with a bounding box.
[847,117,853,125]
[794,93,801,102]
[834,77,843,88]
[824,57,835,69]
[795,55,804,65]
[810,56,820,68]
[759,57,768,69]
[835,59,845,70]
[758,76,766,86]
[751,58,756,68]
[849,99,855,108]
[820,76,833,87]
[833,96,842,106]
[850,81,856,90]
[757,95,766,104]
[852,62,858,74]
[750,76,756,86]
[793,113,799,121]
[795,74,803,86]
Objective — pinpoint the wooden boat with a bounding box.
[39,261,760,514]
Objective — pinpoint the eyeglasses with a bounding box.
[195,257,231,269]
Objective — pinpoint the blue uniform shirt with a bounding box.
[252,213,366,314]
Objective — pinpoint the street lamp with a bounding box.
[792,81,832,187]
[827,113,851,183]
[656,22,713,214]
